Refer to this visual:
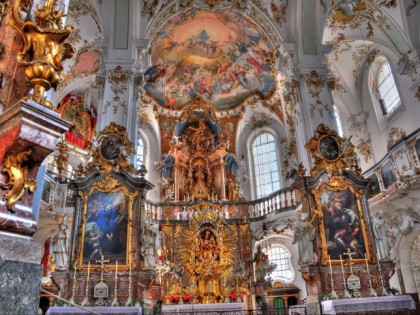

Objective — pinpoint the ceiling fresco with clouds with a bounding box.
[144,8,276,111]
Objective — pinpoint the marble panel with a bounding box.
[0,260,43,315]
[0,232,43,263]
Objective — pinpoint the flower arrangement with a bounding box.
[229,293,236,301]
[169,295,180,304]
[183,294,192,303]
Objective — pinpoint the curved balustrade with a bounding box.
[144,187,301,221]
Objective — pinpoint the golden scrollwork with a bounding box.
[1,148,37,212]
[10,0,75,109]
[305,123,361,176]
[175,202,242,303]
[83,123,137,176]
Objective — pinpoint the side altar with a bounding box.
[292,124,396,308]
[49,123,154,306]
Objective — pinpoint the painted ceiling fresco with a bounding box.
[145,9,276,110]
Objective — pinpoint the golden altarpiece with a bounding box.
[292,124,395,304]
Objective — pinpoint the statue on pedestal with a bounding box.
[372,210,391,260]
[50,214,70,270]
[292,211,316,265]
[141,220,160,268]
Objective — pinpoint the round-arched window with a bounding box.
[266,246,293,282]
[251,133,281,198]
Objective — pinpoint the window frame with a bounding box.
[369,56,403,130]
[265,245,295,283]
[136,134,146,170]
[248,130,282,200]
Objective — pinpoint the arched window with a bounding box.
[251,132,281,198]
[333,106,344,137]
[377,59,400,115]
[136,136,145,169]
[369,56,402,127]
[266,246,293,282]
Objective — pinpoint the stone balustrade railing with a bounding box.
[144,187,301,221]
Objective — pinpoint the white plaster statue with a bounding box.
[292,211,316,265]
[141,220,161,268]
[372,210,391,260]
[389,212,414,262]
[50,214,70,270]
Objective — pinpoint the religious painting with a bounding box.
[41,180,51,203]
[145,9,276,110]
[319,135,340,161]
[381,160,397,189]
[415,138,420,162]
[319,188,367,261]
[100,135,123,160]
[366,174,381,199]
[78,176,137,269]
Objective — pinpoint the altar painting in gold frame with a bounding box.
[312,181,373,265]
[78,175,137,270]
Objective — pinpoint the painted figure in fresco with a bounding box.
[372,210,391,260]
[87,230,103,259]
[50,214,70,270]
[292,212,316,265]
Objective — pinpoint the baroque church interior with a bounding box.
[0,0,420,314]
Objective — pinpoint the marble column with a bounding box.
[0,100,70,314]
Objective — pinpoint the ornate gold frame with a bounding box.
[77,175,138,271]
[311,178,373,266]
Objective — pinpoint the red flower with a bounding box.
[183,294,192,302]
[229,293,236,300]
[169,295,179,303]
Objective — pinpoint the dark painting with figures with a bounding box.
[366,174,381,199]
[415,138,420,162]
[381,161,397,189]
[83,189,128,264]
[321,189,366,260]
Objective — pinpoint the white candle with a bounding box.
[115,260,118,279]
[87,261,90,280]
[73,262,77,281]
[377,253,381,270]
[328,255,333,273]
[364,253,369,272]
[339,255,344,273]
[129,262,131,280]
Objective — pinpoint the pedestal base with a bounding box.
[0,260,43,314]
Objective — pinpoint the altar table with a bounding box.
[46,306,142,315]
[321,295,416,315]
[161,302,244,314]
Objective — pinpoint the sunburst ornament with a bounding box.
[175,202,238,303]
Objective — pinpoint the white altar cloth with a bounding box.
[161,302,244,314]
[46,306,142,315]
[321,295,416,315]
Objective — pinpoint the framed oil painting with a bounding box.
[366,174,381,199]
[78,175,137,269]
[314,184,371,264]
[381,161,397,189]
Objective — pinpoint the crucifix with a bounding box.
[343,249,356,274]
[96,255,110,283]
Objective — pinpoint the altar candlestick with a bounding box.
[329,255,333,273]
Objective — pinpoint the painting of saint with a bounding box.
[321,189,366,260]
[381,161,397,189]
[82,189,128,264]
[145,9,276,110]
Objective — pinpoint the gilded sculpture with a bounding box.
[10,0,75,109]
[1,148,37,212]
